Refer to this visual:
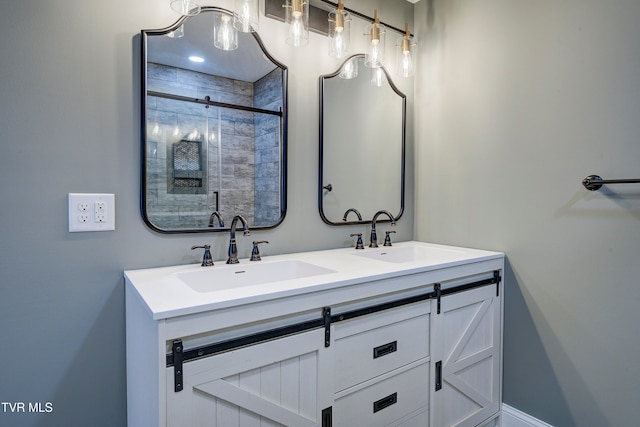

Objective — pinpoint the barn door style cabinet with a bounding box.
[125,242,504,427]
[431,278,502,427]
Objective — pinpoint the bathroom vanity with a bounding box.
[125,241,504,427]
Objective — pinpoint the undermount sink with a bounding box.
[177,260,336,293]
[353,244,466,264]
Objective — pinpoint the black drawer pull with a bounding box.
[435,360,442,391]
[373,392,397,413]
[373,341,397,359]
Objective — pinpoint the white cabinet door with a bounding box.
[166,328,332,427]
[431,284,501,427]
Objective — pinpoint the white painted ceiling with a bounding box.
[147,10,277,82]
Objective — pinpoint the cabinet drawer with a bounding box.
[334,303,429,391]
[333,361,429,427]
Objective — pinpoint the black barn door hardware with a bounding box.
[172,340,184,392]
[167,271,501,392]
[323,307,332,347]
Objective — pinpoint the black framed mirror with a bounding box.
[318,54,405,225]
[141,7,288,233]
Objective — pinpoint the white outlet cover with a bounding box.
[68,193,115,232]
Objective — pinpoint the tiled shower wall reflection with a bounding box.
[146,63,281,229]
[254,69,282,226]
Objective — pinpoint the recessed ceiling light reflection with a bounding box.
[189,56,205,63]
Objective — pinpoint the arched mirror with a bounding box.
[141,7,287,233]
[319,55,405,225]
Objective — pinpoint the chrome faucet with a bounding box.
[208,211,224,227]
[227,215,251,264]
[342,208,363,222]
[369,210,396,248]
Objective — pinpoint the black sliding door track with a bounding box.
[166,270,501,367]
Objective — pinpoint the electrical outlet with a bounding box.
[68,193,115,232]
[95,201,107,223]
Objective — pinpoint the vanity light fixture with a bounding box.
[396,23,416,78]
[328,0,350,58]
[169,0,200,16]
[284,0,309,47]
[233,0,259,32]
[213,11,239,51]
[264,0,414,78]
[364,9,385,68]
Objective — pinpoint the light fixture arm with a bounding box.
[318,0,413,37]
[370,9,381,42]
[401,22,413,53]
[329,0,346,29]
[283,0,306,15]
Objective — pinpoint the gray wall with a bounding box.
[415,0,640,426]
[0,0,413,426]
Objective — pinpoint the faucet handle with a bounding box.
[384,231,396,247]
[350,233,365,250]
[191,244,214,267]
[250,240,269,261]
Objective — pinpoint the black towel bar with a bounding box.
[582,175,640,191]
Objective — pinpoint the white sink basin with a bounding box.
[354,244,466,264]
[177,260,336,293]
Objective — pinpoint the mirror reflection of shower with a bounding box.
[142,7,288,233]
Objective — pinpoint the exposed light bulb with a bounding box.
[240,3,251,30]
[214,13,238,51]
[368,40,382,66]
[289,14,305,46]
[218,18,233,49]
[332,31,346,58]
[396,23,416,78]
[234,0,259,32]
[328,1,350,58]
[400,51,414,77]
[285,0,308,46]
[364,10,385,68]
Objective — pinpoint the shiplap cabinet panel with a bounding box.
[166,328,331,427]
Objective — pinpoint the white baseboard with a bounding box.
[501,404,554,427]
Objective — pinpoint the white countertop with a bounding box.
[125,241,503,320]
